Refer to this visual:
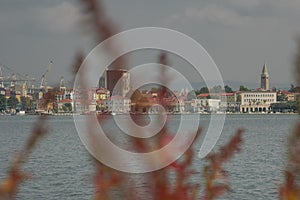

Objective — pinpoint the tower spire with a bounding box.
[262,63,268,74]
[261,63,269,90]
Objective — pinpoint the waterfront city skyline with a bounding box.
[0,0,300,89]
[1,1,300,199]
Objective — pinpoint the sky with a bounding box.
[0,0,300,90]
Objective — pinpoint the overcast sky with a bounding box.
[0,0,300,89]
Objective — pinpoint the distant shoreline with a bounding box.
[1,112,298,116]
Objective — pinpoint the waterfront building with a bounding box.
[101,69,130,97]
[192,98,221,113]
[239,91,277,113]
[0,88,5,96]
[95,88,110,111]
[239,63,276,113]
[174,99,185,113]
[197,92,239,112]
[295,93,300,101]
[219,93,240,112]
[55,91,64,102]
[277,91,296,102]
[57,99,73,112]
[73,99,96,113]
[104,95,131,113]
[95,88,110,101]
[55,88,74,102]
[204,99,221,112]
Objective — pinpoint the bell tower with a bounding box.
[261,63,269,91]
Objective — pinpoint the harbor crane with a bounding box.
[0,64,36,87]
[0,66,3,88]
[59,76,66,91]
[40,61,53,91]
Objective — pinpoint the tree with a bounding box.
[289,84,300,93]
[277,94,288,102]
[239,85,249,91]
[7,96,19,109]
[224,85,233,93]
[53,106,58,113]
[195,87,209,95]
[64,103,72,112]
[211,85,223,93]
[271,102,299,113]
[62,105,68,112]
[289,84,295,92]
[20,96,31,111]
[0,95,6,111]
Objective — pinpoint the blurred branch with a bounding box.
[279,37,300,200]
[294,37,300,85]
[202,129,244,200]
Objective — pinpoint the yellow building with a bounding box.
[95,88,110,101]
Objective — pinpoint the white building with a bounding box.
[193,99,220,113]
[173,99,185,113]
[104,96,131,113]
[240,91,277,113]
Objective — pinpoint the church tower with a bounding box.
[261,63,269,91]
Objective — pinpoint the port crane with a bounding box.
[0,66,3,88]
[40,61,53,91]
[59,76,66,91]
[0,64,36,87]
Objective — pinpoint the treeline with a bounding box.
[194,84,300,95]
[270,101,299,113]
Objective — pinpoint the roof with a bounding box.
[280,91,294,95]
[197,93,235,97]
[197,93,210,97]
[240,91,276,94]
[221,93,235,96]
[262,63,268,74]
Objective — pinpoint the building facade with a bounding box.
[104,69,130,97]
[240,91,276,113]
[104,96,131,113]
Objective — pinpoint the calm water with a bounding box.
[0,114,298,199]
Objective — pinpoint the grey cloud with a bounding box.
[184,5,252,27]
[229,0,261,8]
[33,1,81,34]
